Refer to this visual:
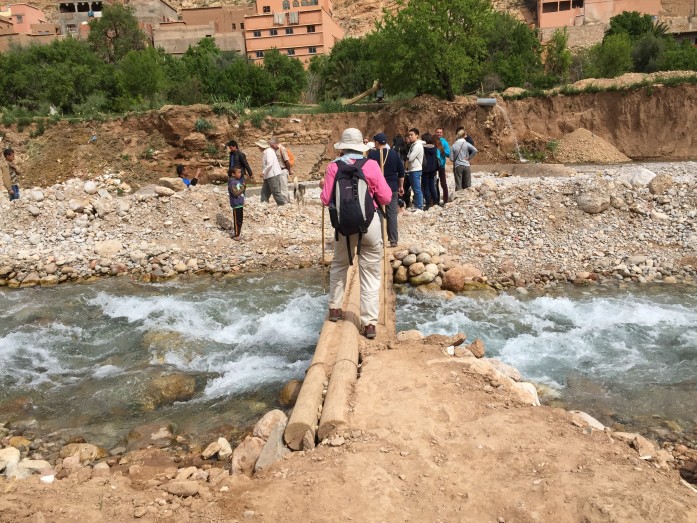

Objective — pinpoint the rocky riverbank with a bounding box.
[1,330,696,522]
[1,162,696,290]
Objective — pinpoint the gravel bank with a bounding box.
[1,162,696,289]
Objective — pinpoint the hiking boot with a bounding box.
[389,241,398,248]
[364,324,376,339]
[329,308,342,322]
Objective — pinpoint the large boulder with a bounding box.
[254,424,291,472]
[577,192,610,214]
[231,436,265,476]
[159,177,187,192]
[648,173,673,195]
[0,446,20,472]
[253,409,288,441]
[94,240,122,257]
[441,265,483,292]
[280,379,302,407]
[59,443,108,462]
[141,374,196,412]
[409,272,436,286]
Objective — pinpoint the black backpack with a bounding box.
[423,146,438,173]
[329,159,378,265]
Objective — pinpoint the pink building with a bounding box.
[538,0,662,28]
[3,3,46,34]
[244,0,344,65]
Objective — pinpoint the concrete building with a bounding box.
[154,5,254,56]
[243,0,344,64]
[2,3,46,34]
[57,1,107,37]
[538,0,662,28]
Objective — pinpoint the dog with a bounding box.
[293,176,306,206]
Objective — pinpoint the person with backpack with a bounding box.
[450,127,478,190]
[270,137,293,202]
[420,133,439,210]
[320,128,392,340]
[367,132,404,247]
[434,128,451,205]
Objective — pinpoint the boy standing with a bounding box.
[228,166,246,240]
[2,148,20,200]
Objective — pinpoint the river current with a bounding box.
[1,274,695,446]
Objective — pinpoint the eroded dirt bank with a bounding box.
[6,82,697,192]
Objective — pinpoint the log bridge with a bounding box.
[283,251,395,450]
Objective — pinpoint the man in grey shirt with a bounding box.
[449,127,478,190]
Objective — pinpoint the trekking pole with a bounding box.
[382,206,387,325]
[322,204,326,293]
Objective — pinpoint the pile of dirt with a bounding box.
[554,128,631,164]
[569,70,697,91]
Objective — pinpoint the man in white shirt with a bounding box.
[257,139,287,205]
[405,128,424,210]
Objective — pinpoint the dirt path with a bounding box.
[2,335,696,522]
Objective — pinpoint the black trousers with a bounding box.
[232,207,243,236]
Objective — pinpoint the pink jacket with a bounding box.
[321,158,393,208]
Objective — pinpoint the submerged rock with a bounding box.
[140,374,196,412]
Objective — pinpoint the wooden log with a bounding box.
[317,265,362,440]
[283,265,359,450]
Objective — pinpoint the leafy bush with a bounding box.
[194,118,214,132]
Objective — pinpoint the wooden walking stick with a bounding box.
[381,205,387,325]
[322,204,326,293]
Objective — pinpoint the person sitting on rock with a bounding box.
[176,164,200,187]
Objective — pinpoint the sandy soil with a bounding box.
[2,335,696,522]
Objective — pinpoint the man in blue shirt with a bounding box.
[176,164,200,187]
[435,128,451,205]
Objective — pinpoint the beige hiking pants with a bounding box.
[329,214,383,327]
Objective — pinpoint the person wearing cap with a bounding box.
[367,132,404,247]
[320,128,393,340]
[450,127,478,190]
[257,139,287,205]
[225,140,253,180]
[2,148,20,201]
[269,137,291,202]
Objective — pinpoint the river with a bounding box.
[1,275,696,447]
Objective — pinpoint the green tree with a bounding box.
[315,37,375,100]
[632,34,665,73]
[605,11,655,42]
[262,48,306,103]
[0,38,115,112]
[371,0,492,100]
[545,28,572,84]
[117,47,166,102]
[660,39,697,71]
[586,33,633,78]
[481,11,544,89]
[88,4,147,64]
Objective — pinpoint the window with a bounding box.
[15,15,24,24]
[270,28,278,35]
[307,25,315,33]
[66,24,78,34]
[287,49,295,55]
[308,46,317,54]
[256,51,264,58]
[559,1,571,11]
[285,27,293,34]
[231,23,236,30]
[240,23,244,29]
[542,2,558,13]
[253,30,261,37]
[282,0,290,9]
[293,0,299,5]
[572,0,583,7]
[263,6,270,13]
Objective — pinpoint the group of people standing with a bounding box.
[320,125,477,341]
[1,148,21,202]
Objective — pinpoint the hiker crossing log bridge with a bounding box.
[284,252,395,450]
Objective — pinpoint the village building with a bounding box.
[154,4,254,56]
[0,4,59,52]
[243,0,344,64]
[537,0,662,29]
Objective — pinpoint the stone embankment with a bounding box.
[1,162,696,291]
